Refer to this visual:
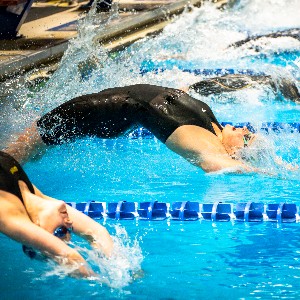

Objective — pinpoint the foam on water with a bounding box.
[42,224,143,289]
[1,0,299,115]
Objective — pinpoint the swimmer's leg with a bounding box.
[4,94,139,163]
[3,122,46,164]
[37,94,139,145]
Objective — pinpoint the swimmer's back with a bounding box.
[0,151,35,202]
[37,84,222,144]
[37,84,179,144]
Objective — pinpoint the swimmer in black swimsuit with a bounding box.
[0,151,35,200]
[5,84,255,173]
[0,151,113,277]
[37,84,223,144]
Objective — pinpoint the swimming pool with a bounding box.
[1,0,300,298]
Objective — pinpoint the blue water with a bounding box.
[3,135,295,299]
[1,0,300,298]
[24,138,300,203]
[3,214,300,299]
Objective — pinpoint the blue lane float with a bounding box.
[107,201,136,220]
[66,201,300,223]
[170,201,200,221]
[138,201,168,221]
[128,122,300,139]
[235,202,265,222]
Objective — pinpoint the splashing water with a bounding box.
[43,224,143,289]
[1,0,299,112]
[89,224,144,289]
[236,131,300,179]
[0,0,300,169]
[0,0,300,176]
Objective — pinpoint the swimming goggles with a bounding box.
[22,226,73,259]
[243,133,252,147]
[54,226,73,238]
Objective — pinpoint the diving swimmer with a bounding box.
[189,74,300,103]
[0,151,113,277]
[228,28,300,49]
[5,84,255,173]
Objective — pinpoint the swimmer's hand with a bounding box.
[70,262,96,279]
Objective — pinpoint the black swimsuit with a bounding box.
[37,84,223,145]
[0,152,42,258]
[0,151,35,202]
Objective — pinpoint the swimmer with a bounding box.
[5,84,256,173]
[189,74,300,102]
[0,151,113,278]
[228,28,300,49]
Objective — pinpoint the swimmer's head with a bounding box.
[54,225,72,241]
[221,125,256,156]
[43,200,73,241]
[22,225,73,260]
[22,200,73,260]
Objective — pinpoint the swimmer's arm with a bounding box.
[204,154,299,174]
[66,205,114,257]
[201,153,281,177]
[200,154,254,173]
[32,186,113,257]
[0,195,94,278]
[274,156,299,171]
[165,127,254,173]
[32,185,113,257]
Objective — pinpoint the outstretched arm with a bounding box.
[0,192,94,278]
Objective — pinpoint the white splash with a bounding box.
[0,0,299,171]
[43,224,143,289]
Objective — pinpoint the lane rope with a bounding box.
[66,201,300,223]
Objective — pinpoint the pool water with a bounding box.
[1,0,300,298]
[24,137,300,204]
[2,135,297,299]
